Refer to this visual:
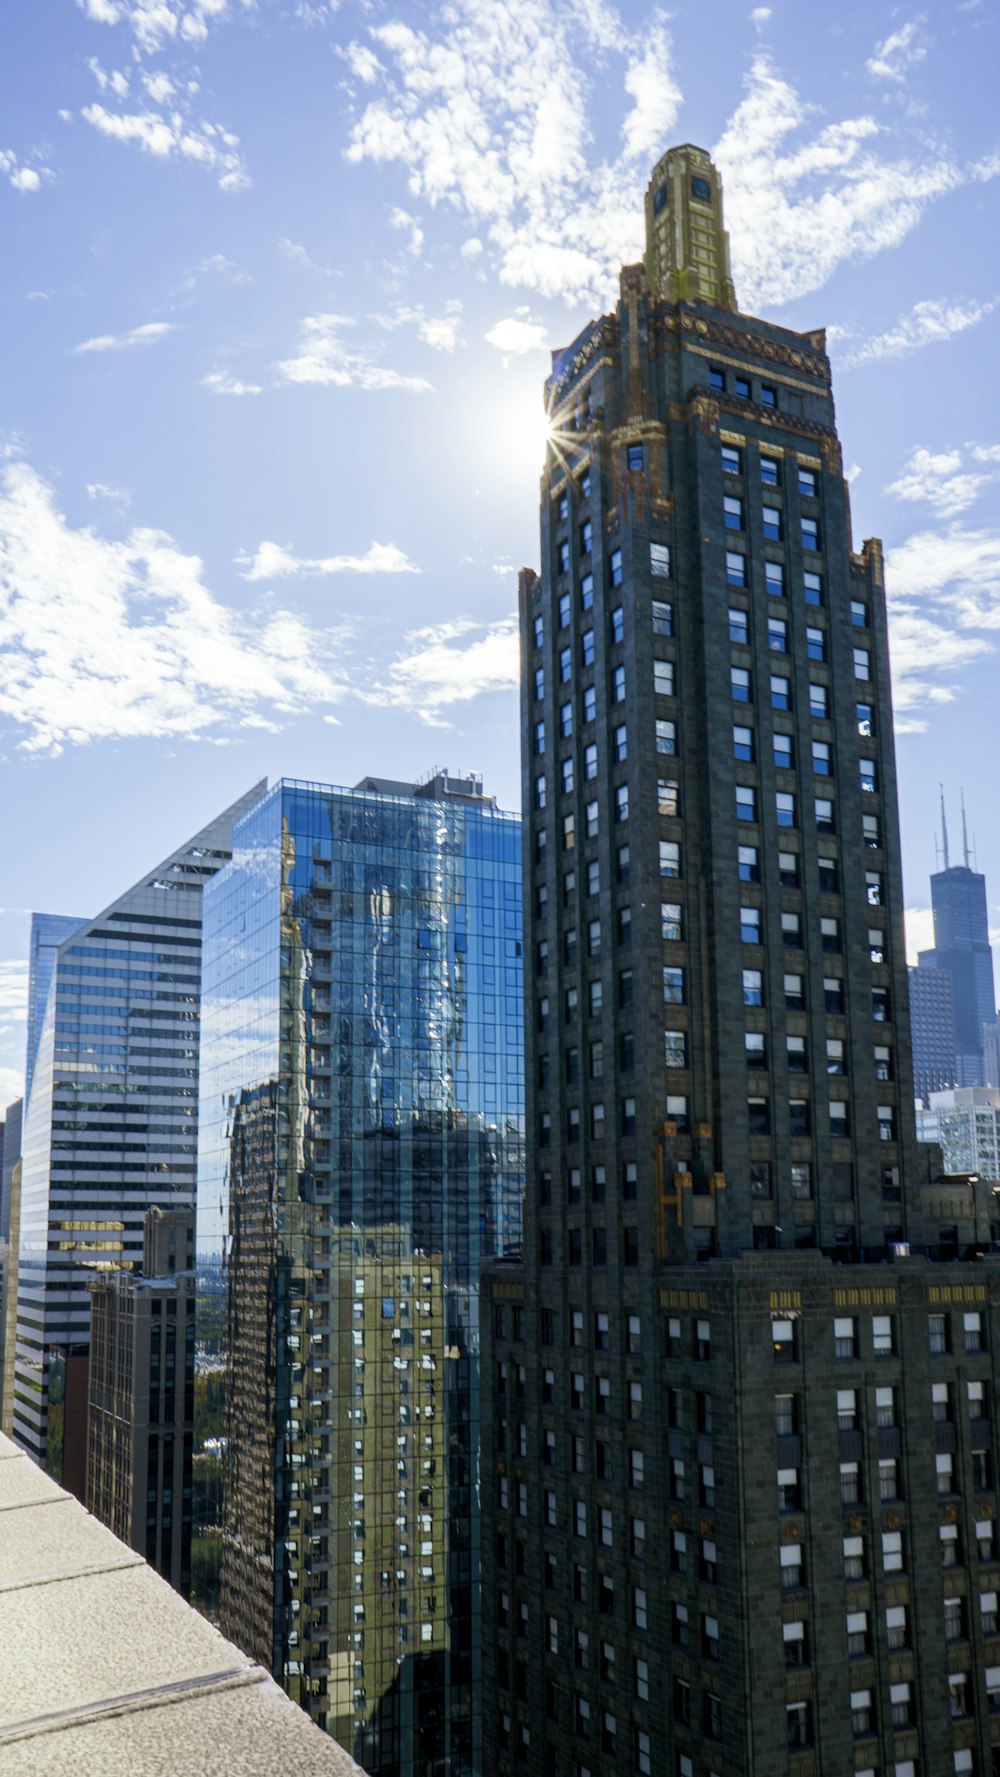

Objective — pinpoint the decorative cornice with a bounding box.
[654,308,830,383]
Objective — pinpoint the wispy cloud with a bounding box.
[0,960,29,1021]
[833,294,998,368]
[372,299,463,352]
[238,539,420,581]
[0,150,49,193]
[0,458,349,754]
[364,616,519,726]
[74,320,175,354]
[275,313,434,390]
[886,445,998,518]
[485,311,549,357]
[202,369,263,395]
[886,523,1000,730]
[82,100,249,190]
[344,0,682,307]
[76,0,251,55]
[86,480,131,503]
[905,906,934,965]
[713,53,965,309]
[867,19,927,82]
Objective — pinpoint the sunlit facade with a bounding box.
[196,771,523,1777]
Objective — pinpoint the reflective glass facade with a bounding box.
[12,784,264,1478]
[196,774,523,1777]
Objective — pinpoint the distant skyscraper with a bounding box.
[0,1098,22,1434]
[480,142,1000,1777]
[917,792,997,1088]
[87,1204,195,1593]
[10,782,264,1486]
[909,962,958,1106]
[197,770,524,1777]
[25,914,86,1106]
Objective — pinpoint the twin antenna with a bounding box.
[937,786,977,872]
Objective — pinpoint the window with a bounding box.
[775,1393,796,1436]
[816,797,835,834]
[784,1622,807,1670]
[850,1689,872,1737]
[701,1538,718,1583]
[729,606,749,645]
[804,569,823,606]
[610,547,623,585]
[879,1459,900,1502]
[765,559,784,595]
[883,1530,904,1573]
[781,912,801,947]
[837,1388,857,1430]
[812,740,831,776]
[982,1591,998,1634]
[738,845,759,883]
[726,551,747,587]
[929,1313,949,1354]
[760,454,779,486]
[610,606,624,645]
[944,1596,965,1642]
[733,723,754,761]
[654,659,674,697]
[663,965,685,1003]
[776,791,796,827]
[736,785,756,822]
[650,544,671,581]
[652,597,672,632]
[741,907,761,945]
[627,443,643,472]
[840,1461,861,1505]
[965,1311,984,1353]
[731,666,751,702]
[661,902,682,940]
[735,376,751,400]
[532,612,544,649]
[777,1467,801,1512]
[851,599,868,628]
[773,1319,797,1362]
[664,1029,687,1068]
[561,757,574,795]
[760,384,776,408]
[846,1611,869,1658]
[790,1162,811,1199]
[762,506,782,543]
[886,1603,907,1651]
[979,1519,996,1562]
[724,495,744,531]
[889,1682,912,1729]
[768,616,787,652]
[743,967,763,1004]
[780,1544,803,1590]
[773,731,793,771]
[615,784,629,824]
[834,1317,856,1359]
[843,1535,865,1580]
[801,516,819,551]
[708,365,725,391]
[583,685,596,722]
[748,1096,769,1134]
[798,465,817,497]
[722,444,741,475]
[786,1035,807,1072]
[824,976,844,1013]
[612,665,625,702]
[853,647,870,681]
[806,625,826,662]
[655,718,676,755]
[660,840,680,878]
[860,758,877,794]
[581,628,595,666]
[534,666,544,701]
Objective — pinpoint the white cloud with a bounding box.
[364,615,519,725]
[713,53,964,309]
[76,0,249,54]
[81,56,249,191]
[238,539,420,580]
[460,237,484,260]
[0,458,349,754]
[0,150,48,193]
[86,480,131,503]
[0,1066,24,1110]
[389,206,424,259]
[74,319,175,353]
[905,906,935,965]
[886,523,1000,728]
[867,19,927,82]
[485,312,549,355]
[886,446,995,518]
[750,6,771,20]
[0,960,29,1021]
[372,299,463,352]
[344,0,682,307]
[833,294,997,368]
[275,313,434,391]
[202,369,263,395]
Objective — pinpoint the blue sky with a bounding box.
[1,0,998,1103]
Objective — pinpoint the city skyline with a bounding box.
[1,0,1000,1108]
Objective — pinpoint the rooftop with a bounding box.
[0,1432,367,1777]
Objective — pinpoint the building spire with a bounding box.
[644,145,737,312]
[962,789,971,869]
[940,785,950,870]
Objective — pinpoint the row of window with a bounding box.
[771,1310,987,1362]
[742,969,885,1015]
[722,440,816,495]
[724,494,822,555]
[709,364,777,407]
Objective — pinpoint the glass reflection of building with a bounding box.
[197,772,524,1777]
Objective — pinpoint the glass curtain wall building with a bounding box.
[11,783,264,1486]
[25,914,87,1106]
[196,771,523,1777]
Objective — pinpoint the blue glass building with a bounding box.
[197,771,523,1777]
[25,914,87,1106]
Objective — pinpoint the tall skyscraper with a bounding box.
[909,963,958,1106]
[86,1204,196,1592]
[916,794,997,1089]
[10,782,264,1485]
[482,143,999,1777]
[196,771,524,1777]
[25,913,87,1106]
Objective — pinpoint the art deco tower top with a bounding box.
[643,142,738,312]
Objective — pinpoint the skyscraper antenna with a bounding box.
[962,789,971,870]
[940,785,950,871]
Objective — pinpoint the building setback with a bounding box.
[9,782,264,1486]
[196,771,524,1777]
[482,143,1000,1777]
[87,1205,196,1594]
